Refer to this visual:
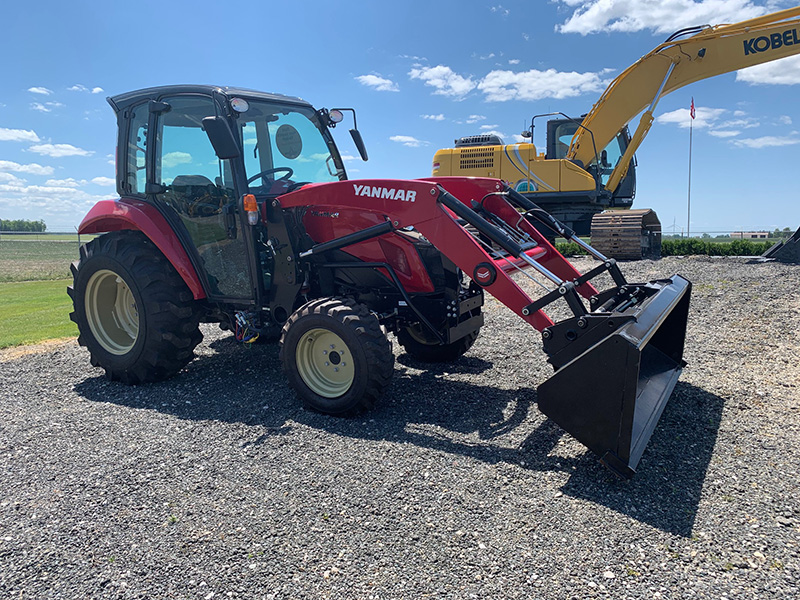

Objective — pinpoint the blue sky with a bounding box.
[1,0,799,234]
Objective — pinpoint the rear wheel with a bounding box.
[397,323,479,363]
[68,230,202,384]
[280,298,393,415]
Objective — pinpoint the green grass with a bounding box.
[0,233,93,241]
[0,240,81,282]
[0,279,76,348]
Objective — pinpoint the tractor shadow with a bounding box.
[74,335,724,537]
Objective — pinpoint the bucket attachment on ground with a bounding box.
[410,178,693,477]
[537,275,692,478]
[762,226,800,263]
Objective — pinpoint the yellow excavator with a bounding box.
[432,6,800,251]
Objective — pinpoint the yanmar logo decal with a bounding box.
[353,184,417,202]
[743,28,799,55]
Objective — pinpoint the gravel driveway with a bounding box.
[1,256,799,599]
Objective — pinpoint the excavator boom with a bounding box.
[571,6,800,187]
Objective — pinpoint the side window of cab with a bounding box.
[125,103,149,195]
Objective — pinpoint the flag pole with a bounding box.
[688,98,694,238]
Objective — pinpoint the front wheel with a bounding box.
[280,298,394,415]
[68,230,202,384]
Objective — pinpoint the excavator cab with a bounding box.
[545,117,636,205]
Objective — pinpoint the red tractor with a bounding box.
[70,85,691,478]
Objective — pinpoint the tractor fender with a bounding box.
[78,198,206,299]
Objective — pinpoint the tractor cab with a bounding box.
[107,85,365,309]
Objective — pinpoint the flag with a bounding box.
[690,97,696,120]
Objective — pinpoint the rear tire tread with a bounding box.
[70,230,202,384]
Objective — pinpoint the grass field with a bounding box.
[0,279,76,349]
[0,240,81,283]
[0,239,84,348]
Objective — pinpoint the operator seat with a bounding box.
[170,174,225,217]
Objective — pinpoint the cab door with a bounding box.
[150,94,255,301]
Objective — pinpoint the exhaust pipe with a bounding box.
[536,275,692,478]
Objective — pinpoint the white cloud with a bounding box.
[480,124,500,130]
[466,115,486,124]
[737,55,800,85]
[708,130,741,138]
[390,135,428,147]
[45,178,87,188]
[91,176,116,186]
[720,117,759,129]
[162,151,192,168]
[556,0,766,35]
[0,179,109,226]
[421,114,446,121]
[479,130,507,140]
[409,65,477,98]
[31,103,52,113]
[0,127,40,143]
[28,143,94,157]
[0,160,54,175]
[478,68,608,101]
[355,74,399,92]
[490,5,510,16]
[28,87,53,95]
[69,84,106,94]
[779,115,793,125]
[732,135,800,148]
[0,173,26,185]
[656,106,728,129]
[508,59,521,65]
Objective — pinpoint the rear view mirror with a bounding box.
[350,129,368,162]
[202,116,240,160]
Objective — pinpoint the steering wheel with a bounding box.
[247,167,294,185]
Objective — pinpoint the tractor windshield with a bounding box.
[235,100,344,195]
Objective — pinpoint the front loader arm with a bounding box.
[570,6,800,189]
[278,178,604,332]
[280,177,694,478]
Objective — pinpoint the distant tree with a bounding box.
[701,232,711,239]
[0,219,46,232]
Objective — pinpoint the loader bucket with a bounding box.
[536,274,692,479]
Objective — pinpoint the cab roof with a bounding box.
[107,85,311,113]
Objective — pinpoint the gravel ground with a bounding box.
[1,256,799,599]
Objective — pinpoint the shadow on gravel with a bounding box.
[558,383,726,537]
[74,337,724,537]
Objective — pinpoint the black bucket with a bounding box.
[536,274,692,478]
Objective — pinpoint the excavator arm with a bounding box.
[570,6,800,192]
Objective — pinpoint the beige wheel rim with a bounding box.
[406,322,437,345]
[85,269,139,355]
[296,328,354,398]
